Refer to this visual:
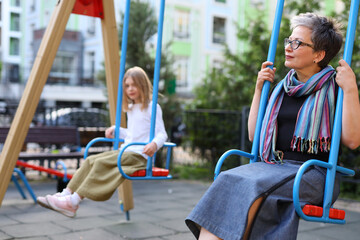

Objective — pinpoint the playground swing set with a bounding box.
[0,0,358,226]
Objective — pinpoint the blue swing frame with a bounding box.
[214,0,357,224]
[84,0,175,180]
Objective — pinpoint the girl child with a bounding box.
[37,66,168,217]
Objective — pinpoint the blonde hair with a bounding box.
[122,66,153,111]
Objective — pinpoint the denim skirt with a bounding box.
[185,160,340,240]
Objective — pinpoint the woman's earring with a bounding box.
[313,60,316,63]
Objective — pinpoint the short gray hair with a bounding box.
[291,13,343,68]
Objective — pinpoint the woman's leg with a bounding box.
[243,196,264,240]
[199,227,222,240]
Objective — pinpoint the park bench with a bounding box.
[0,126,84,169]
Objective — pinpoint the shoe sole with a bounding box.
[37,198,52,210]
[46,198,76,218]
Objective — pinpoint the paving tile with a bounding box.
[105,221,175,239]
[0,231,12,240]
[55,216,116,231]
[50,228,124,240]
[0,222,69,238]
[162,232,195,240]
[0,216,19,227]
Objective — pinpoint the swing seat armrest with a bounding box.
[84,137,124,158]
[117,142,172,180]
[293,159,355,224]
[214,149,255,180]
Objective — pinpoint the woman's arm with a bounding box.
[336,59,360,149]
[248,61,276,142]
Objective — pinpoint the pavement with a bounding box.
[1,179,360,240]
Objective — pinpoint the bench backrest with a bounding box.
[0,126,80,147]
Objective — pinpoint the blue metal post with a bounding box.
[114,0,131,150]
[146,0,166,177]
[250,0,284,163]
[322,0,359,220]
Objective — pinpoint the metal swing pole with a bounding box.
[113,0,131,150]
[146,0,166,176]
[250,0,284,163]
[322,0,359,221]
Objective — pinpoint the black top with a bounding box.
[276,93,331,162]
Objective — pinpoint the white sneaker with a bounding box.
[46,195,79,218]
[37,192,67,209]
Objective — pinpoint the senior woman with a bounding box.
[185,13,360,240]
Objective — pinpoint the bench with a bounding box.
[0,126,84,170]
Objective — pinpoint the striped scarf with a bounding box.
[259,66,336,164]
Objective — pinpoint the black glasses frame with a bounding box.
[284,38,314,50]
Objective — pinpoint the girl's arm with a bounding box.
[143,104,168,157]
[248,61,276,142]
[105,125,128,139]
[336,59,360,149]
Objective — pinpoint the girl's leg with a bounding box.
[199,227,222,240]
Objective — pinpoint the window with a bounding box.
[82,52,95,85]
[173,10,190,40]
[30,0,36,11]
[9,64,20,83]
[10,13,20,31]
[49,53,76,84]
[9,37,20,55]
[11,0,21,7]
[52,54,75,73]
[213,17,226,44]
[174,57,189,88]
[87,17,96,36]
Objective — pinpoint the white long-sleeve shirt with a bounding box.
[119,101,168,159]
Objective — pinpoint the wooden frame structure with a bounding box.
[0,0,134,211]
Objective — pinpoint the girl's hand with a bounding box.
[143,142,157,157]
[105,126,115,138]
[256,61,276,91]
[336,59,357,94]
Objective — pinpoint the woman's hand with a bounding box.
[143,142,157,157]
[336,59,360,149]
[248,61,276,142]
[256,61,276,91]
[105,126,115,138]
[336,59,357,93]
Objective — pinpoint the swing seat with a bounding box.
[130,167,169,177]
[302,205,345,220]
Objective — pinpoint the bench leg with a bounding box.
[11,174,27,199]
[12,168,37,203]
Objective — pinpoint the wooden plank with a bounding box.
[100,0,120,124]
[101,0,134,212]
[0,0,76,206]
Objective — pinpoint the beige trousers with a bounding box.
[67,150,146,201]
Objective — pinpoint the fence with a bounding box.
[183,107,251,169]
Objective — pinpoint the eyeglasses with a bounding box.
[284,38,314,50]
